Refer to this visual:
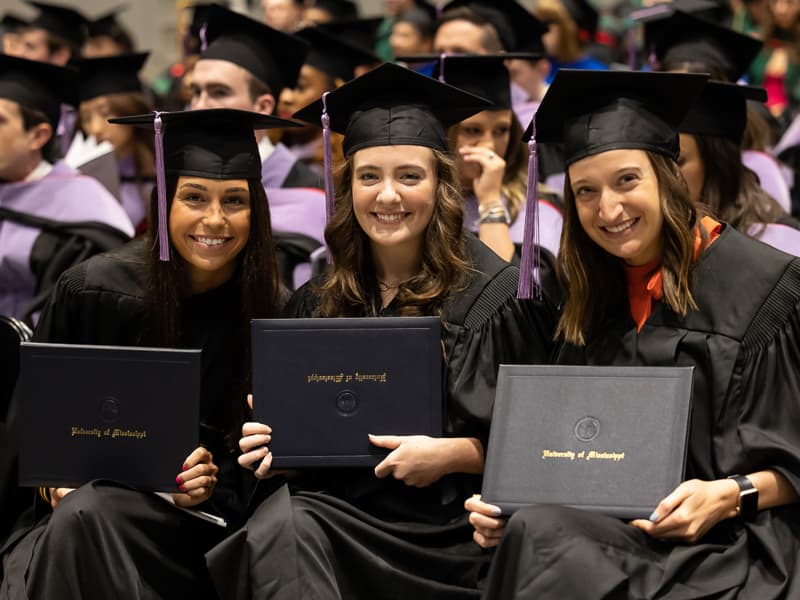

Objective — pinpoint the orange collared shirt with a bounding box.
[624,217,721,332]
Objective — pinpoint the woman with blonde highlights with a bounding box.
[470,69,800,599]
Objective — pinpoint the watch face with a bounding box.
[739,486,759,521]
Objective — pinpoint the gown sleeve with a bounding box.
[442,269,559,446]
[718,260,800,494]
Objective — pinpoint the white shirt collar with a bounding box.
[24,160,54,182]
[258,135,275,163]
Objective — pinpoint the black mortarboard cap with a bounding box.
[74,52,147,103]
[317,17,383,54]
[645,10,762,82]
[201,3,309,94]
[680,82,767,144]
[308,0,359,20]
[1,13,28,32]
[428,54,511,109]
[441,0,548,54]
[109,108,301,260]
[0,54,78,126]
[560,0,599,37]
[24,1,88,47]
[529,70,709,166]
[87,5,126,37]
[295,27,379,82]
[292,62,492,156]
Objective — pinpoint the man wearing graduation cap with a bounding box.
[10,1,88,66]
[189,4,329,287]
[83,6,136,58]
[0,55,133,322]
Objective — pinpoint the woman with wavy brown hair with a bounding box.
[205,63,558,599]
[468,69,800,600]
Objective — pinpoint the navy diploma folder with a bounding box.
[481,365,694,520]
[18,343,201,491]
[251,317,443,467]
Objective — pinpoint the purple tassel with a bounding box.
[438,53,447,83]
[199,22,208,53]
[153,112,170,262]
[627,29,637,71]
[321,92,335,264]
[57,104,76,157]
[517,117,542,300]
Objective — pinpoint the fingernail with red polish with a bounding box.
[182,464,188,471]
[175,476,182,485]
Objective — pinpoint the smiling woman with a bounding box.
[0,108,292,600]
[470,69,800,600]
[204,63,560,599]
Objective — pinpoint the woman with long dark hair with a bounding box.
[205,63,558,599]
[0,109,288,600]
[469,70,800,599]
[677,81,800,254]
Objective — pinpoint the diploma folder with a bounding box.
[251,317,442,467]
[18,343,201,491]
[482,365,694,520]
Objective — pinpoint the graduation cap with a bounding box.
[201,3,309,94]
[680,82,767,144]
[560,0,599,39]
[317,16,383,55]
[531,70,709,166]
[74,52,148,103]
[306,0,359,20]
[87,5,126,37]
[295,27,379,82]
[427,54,511,108]
[109,108,301,261]
[0,54,78,127]
[1,13,28,32]
[645,10,762,82]
[440,0,548,55]
[24,1,89,47]
[292,62,491,260]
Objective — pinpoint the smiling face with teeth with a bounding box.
[568,149,664,266]
[169,176,251,293]
[351,145,438,260]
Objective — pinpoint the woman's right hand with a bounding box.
[238,421,273,479]
[465,494,506,548]
[238,394,274,479]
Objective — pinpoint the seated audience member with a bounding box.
[468,69,800,599]
[678,81,800,255]
[204,63,559,599]
[75,52,156,232]
[0,55,133,322]
[0,108,288,600]
[8,1,87,66]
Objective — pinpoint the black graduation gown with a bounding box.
[482,225,800,600]
[0,240,257,600]
[205,235,560,600]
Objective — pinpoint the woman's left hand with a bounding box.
[459,145,506,204]
[630,478,740,543]
[172,446,219,508]
[371,435,454,487]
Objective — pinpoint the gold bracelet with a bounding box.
[38,486,50,503]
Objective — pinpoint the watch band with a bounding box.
[728,474,758,521]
